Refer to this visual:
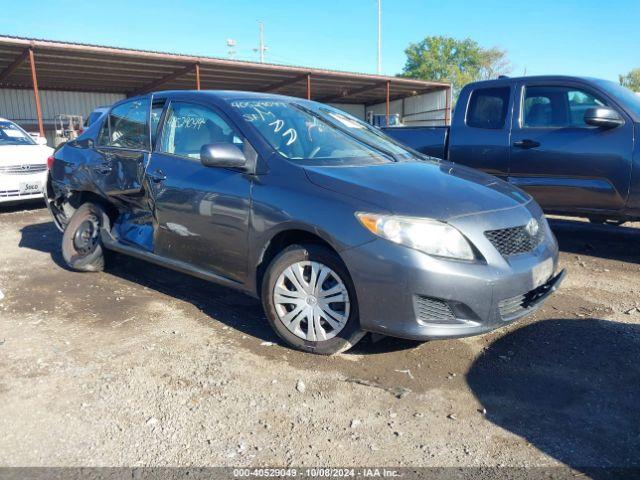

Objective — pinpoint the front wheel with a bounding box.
[61,202,109,272]
[262,244,365,355]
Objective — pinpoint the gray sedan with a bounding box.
[46,91,564,354]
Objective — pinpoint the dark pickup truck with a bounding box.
[384,76,640,224]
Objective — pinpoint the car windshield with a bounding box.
[0,121,36,146]
[594,79,640,121]
[314,105,421,160]
[229,99,393,165]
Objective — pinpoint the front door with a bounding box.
[509,82,633,213]
[146,100,252,283]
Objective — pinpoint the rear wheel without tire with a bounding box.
[62,202,109,272]
[262,244,365,355]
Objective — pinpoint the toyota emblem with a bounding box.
[525,218,539,237]
[21,164,31,171]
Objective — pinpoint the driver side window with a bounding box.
[523,86,607,128]
[159,102,244,160]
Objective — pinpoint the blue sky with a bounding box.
[1,0,639,81]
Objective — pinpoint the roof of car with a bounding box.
[465,75,611,88]
[152,90,306,102]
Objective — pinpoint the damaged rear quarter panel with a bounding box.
[52,143,147,199]
[50,142,152,240]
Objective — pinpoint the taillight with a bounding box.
[47,155,55,170]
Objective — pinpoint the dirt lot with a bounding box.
[0,204,639,470]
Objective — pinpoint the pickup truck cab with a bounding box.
[384,76,640,224]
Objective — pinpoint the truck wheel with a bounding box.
[61,202,109,272]
[262,244,365,355]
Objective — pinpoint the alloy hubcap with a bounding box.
[273,261,350,341]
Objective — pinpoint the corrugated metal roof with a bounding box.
[0,35,448,105]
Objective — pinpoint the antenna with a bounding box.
[226,39,237,59]
[253,21,268,63]
[377,0,382,74]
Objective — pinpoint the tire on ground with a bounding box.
[61,202,109,272]
[261,243,365,355]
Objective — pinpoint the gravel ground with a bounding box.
[0,204,639,470]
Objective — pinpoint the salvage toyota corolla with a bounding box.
[45,91,564,354]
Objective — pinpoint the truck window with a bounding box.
[99,98,150,150]
[159,102,243,160]
[466,87,510,129]
[523,86,606,128]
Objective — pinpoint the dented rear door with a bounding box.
[93,96,152,196]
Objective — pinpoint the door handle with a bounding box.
[147,169,166,183]
[513,139,541,149]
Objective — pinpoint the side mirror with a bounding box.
[200,143,247,170]
[584,107,624,129]
[35,136,48,145]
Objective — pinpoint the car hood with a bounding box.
[0,144,53,165]
[304,160,532,221]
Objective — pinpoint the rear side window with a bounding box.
[99,98,150,150]
[466,87,510,129]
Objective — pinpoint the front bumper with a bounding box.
[341,205,563,341]
[0,171,47,205]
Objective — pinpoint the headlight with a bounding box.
[356,212,475,260]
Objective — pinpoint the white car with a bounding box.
[0,118,53,205]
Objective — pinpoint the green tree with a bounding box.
[399,36,511,100]
[619,68,640,92]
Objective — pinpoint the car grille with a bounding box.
[414,295,458,324]
[485,224,543,256]
[498,276,556,321]
[0,164,47,175]
[0,189,39,198]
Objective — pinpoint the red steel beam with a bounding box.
[28,48,45,138]
[195,62,201,90]
[132,63,198,95]
[316,81,386,103]
[306,73,311,100]
[262,74,307,93]
[444,86,451,125]
[0,48,30,83]
[385,80,390,126]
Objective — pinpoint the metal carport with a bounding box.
[0,35,451,139]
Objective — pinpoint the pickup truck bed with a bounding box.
[382,126,448,160]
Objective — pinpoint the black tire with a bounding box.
[61,202,109,272]
[261,244,365,355]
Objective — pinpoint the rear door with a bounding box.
[448,86,512,178]
[93,96,151,196]
[509,80,633,213]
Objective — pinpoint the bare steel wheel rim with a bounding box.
[273,261,350,341]
[73,214,100,256]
